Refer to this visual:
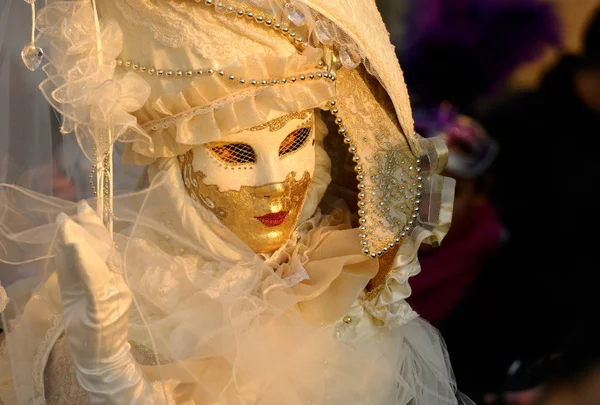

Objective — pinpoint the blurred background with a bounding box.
[375,1,600,404]
[2,1,599,403]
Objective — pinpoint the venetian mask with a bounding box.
[180,109,316,253]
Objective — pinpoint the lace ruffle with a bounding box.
[359,137,453,326]
[361,261,420,327]
[114,0,294,61]
[0,165,458,405]
[36,1,151,159]
[134,160,375,324]
[124,48,335,163]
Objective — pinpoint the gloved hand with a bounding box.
[55,202,160,404]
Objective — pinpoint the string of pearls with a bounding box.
[327,100,423,258]
[197,0,309,50]
[116,0,318,82]
[116,1,423,258]
[116,57,335,86]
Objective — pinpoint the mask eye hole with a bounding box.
[207,142,256,165]
[279,127,312,158]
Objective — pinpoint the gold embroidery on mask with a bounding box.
[246,109,313,132]
[179,150,312,253]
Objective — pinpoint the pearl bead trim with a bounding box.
[116,57,335,87]
[197,0,310,51]
[139,70,332,133]
[327,100,423,257]
[116,0,316,80]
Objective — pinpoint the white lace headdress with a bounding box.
[0,2,462,404]
[30,0,452,259]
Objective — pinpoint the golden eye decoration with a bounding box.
[245,110,313,132]
[279,126,312,159]
[207,142,256,165]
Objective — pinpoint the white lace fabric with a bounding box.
[0,156,457,405]
[0,0,468,404]
[113,0,295,61]
[36,1,151,161]
[123,48,335,164]
[29,0,452,253]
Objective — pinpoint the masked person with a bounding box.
[0,1,469,404]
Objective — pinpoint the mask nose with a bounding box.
[252,182,288,199]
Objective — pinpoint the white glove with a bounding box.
[55,202,160,405]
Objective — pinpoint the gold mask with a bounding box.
[178,110,316,253]
[180,151,312,253]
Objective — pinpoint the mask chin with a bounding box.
[180,151,312,253]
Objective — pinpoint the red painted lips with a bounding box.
[255,211,289,227]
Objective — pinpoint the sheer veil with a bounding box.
[0,0,54,195]
[0,1,473,405]
[0,0,56,296]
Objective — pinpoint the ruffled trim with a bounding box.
[361,260,420,327]
[123,48,335,163]
[152,48,326,118]
[259,208,378,325]
[0,173,458,405]
[400,136,455,256]
[358,137,454,327]
[36,0,151,159]
[147,146,443,329]
[360,168,453,327]
[144,159,374,324]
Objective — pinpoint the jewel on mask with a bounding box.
[203,196,216,209]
